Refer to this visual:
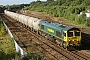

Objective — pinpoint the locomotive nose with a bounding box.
[69,37,80,46]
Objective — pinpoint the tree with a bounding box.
[37,0,40,1]
[23,0,90,27]
[85,18,90,26]
[47,0,54,2]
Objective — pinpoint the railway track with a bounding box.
[1,14,90,60]
[71,50,90,60]
[1,14,68,60]
[18,10,90,53]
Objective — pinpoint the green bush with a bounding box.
[85,18,90,26]
[24,0,90,27]
[22,53,44,60]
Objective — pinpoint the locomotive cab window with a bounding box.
[68,32,73,37]
[75,32,80,36]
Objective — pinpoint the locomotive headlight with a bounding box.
[73,40,75,41]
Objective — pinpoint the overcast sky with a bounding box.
[0,0,46,6]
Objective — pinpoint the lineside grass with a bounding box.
[0,17,19,60]
[0,17,44,60]
[0,34,19,60]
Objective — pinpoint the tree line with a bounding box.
[24,0,90,27]
[0,4,29,13]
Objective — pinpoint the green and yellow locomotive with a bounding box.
[38,20,81,48]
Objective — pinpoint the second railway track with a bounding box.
[1,14,90,60]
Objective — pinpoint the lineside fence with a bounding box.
[2,19,27,57]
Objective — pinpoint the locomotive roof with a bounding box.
[40,20,74,31]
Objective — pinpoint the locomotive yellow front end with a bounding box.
[67,28,81,46]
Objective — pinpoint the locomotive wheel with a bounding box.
[38,31,42,35]
[63,42,67,49]
[60,42,63,47]
[60,43,63,47]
